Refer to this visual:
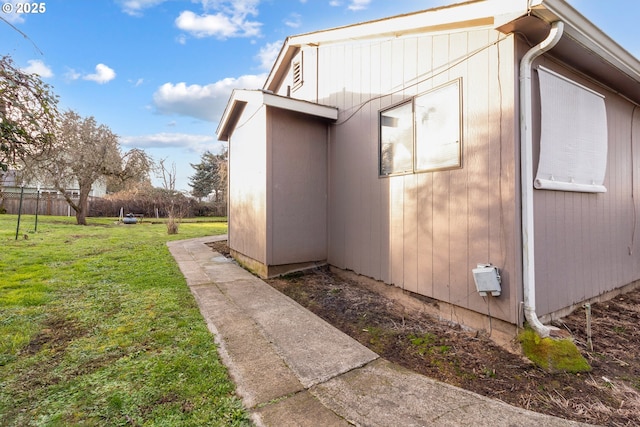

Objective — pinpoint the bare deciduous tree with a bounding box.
[36,110,152,225]
[0,55,59,173]
[49,111,120,225]
[106,148,154,193]
[159,158,176,192]
[157,158,185,234]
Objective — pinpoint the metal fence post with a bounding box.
[15,183,24,240]
[34,185,40,232]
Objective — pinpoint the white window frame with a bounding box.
[380,100,414,176]
[379,79,462,177]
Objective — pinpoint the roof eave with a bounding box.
[262,0,640,101]
[263,37,299,92]
[531,0,640,84]
[264,0,530,92]
[217,90,338,142]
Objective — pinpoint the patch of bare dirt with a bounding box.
[14,317,89,392]
[209,241,640,426]
[21,317,87,357]
[206,240,231,258]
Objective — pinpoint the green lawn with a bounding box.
[0,215,251,426]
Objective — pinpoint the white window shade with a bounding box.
[535,66,608,193]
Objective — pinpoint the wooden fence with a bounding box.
[0,191,82,216]
[1,191,228,218]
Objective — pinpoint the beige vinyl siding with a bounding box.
[531,57,640,318]
[227,99,332,274]
[319,29,520,323]
[267,107,328,265]
[534,53,640,315]
[228,105,268,264]
[294,48,318,101]
[635,109,640,283]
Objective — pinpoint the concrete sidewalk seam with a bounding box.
[169,236,591,427]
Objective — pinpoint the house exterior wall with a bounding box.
[275,47,319,102]
[223,3,640,331]
[294,28,523,324]
[266,107,328,266]
[228,104,268,264]
[275,61,293,97]
[528,53,640,320]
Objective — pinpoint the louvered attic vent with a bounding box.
[292,52,303,91]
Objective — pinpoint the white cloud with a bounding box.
[176,11,237,38]
[2,0,25,23]
[152,73,267,122]
[128,78,144,87]
[284,13,302,28]
[120,132,218,154]
[348,0,371,11]
[176,34,187,45]
[118,0,167,16]
[64,68,81,81]
[22,60,53,78]
[83,64,116,84]
[211,0,260,17]
[256,41,282,70]
[175,10,261,39]
[329,0,369,11]
[176,0,262,40]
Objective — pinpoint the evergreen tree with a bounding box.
[189,149,227,202]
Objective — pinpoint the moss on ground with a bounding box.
[519,327,591,373]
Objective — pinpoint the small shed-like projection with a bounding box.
[218,90,338,278]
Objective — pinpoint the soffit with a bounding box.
[499,0,640,105]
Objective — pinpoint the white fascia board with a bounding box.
[217,89,338,141]
[263,38,295,91]
[216,89,248,141]
[289,0,528,46]
[261,92,338,120]
[228,89,337,120]
[533,0,640,82]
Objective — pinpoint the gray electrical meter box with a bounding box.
[472,264,501,297]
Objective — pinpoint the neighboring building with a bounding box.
[217,0,640,337]
[0,169,107,198]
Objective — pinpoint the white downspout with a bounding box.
[519,21,564,338]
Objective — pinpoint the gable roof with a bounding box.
[264,0,527,92]
[262,0,640,104]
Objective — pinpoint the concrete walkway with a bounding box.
[167,236,592,427]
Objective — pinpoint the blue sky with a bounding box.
[1,0,638,192]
